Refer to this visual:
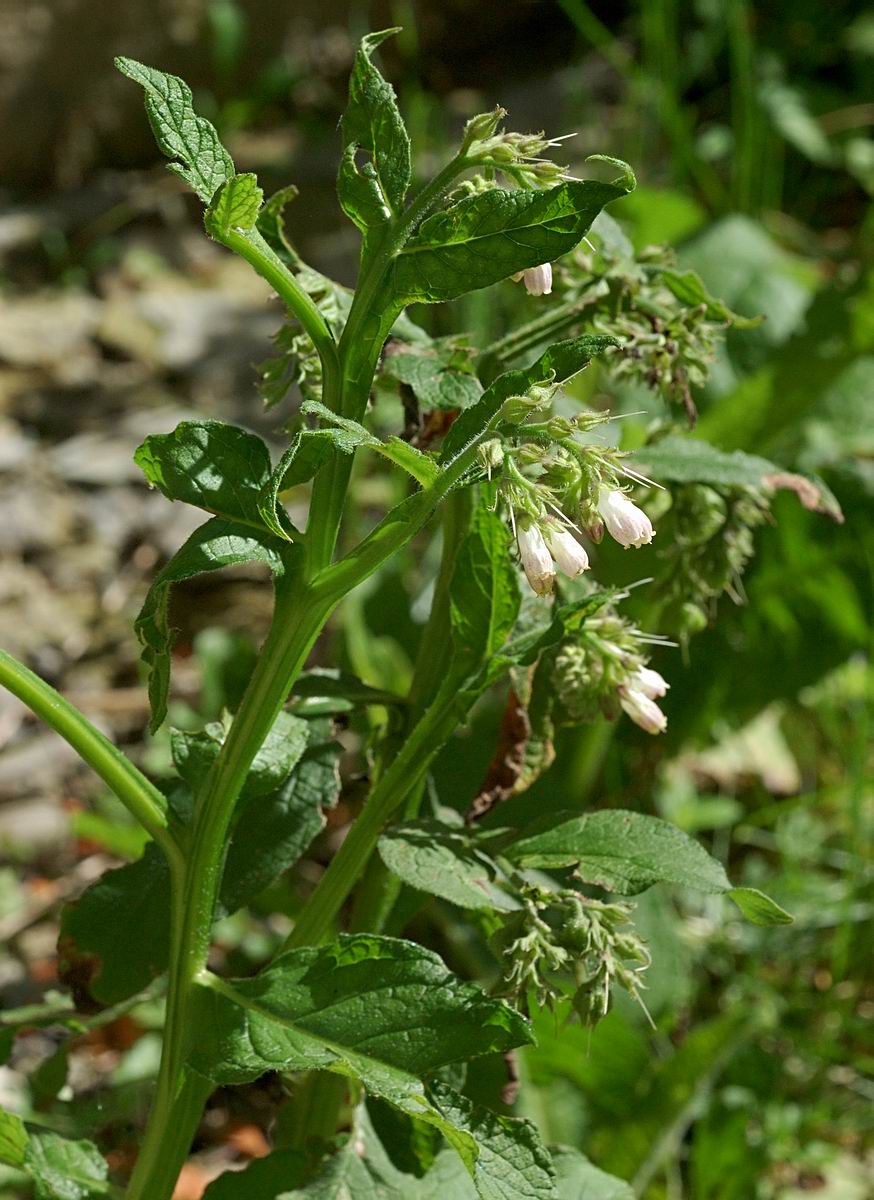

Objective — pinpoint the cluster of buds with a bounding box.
[490,887,651,1026]
[460,107,574,190]
[656,484,770,642]
[552,608,671,734]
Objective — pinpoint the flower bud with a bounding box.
[545,525,589,578]
[618,685,667,734]
[511,263,553,296]
[631,665,669,700]
[517,518,555,596]
[598,488,655,549]
[462,106,506,146]
[477,438,504,473]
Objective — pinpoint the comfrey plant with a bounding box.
[0,29,835,1200]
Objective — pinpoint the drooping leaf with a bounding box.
[631,436,843,521]
[727,887,793,926]
[449,503,521,667]
[205,172,263,238]
[23,1130,109,1200]
[549,1147,634,1200]
[0,1107,27,1168]
[339,29,411,236]
[59,723,339,1007]
[134,420,298,537]
[440,334,618,465]
[299,400,439,485]
[187,935,532,1095]
[657,267,761,328]
[135,517,292,731]
[506,810,731,894]
[171,710,309,798]
[393,181,629,305]
[115,58,234,202]
[378,819,518,912]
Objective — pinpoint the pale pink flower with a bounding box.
[618,685,667,734]
[511,262,553,296]
[632,666,669,700]
[598,489,654,549]
[517,519,555,595]
[545,525,589,577]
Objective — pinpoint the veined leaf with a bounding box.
[728,887,793,926]
[449,503,520,665]
[378,819,518,912]
[171,710,308,798]
[115,57,234,202]
[299,400,439,485]
[206,172,264,237]
[631,436,843,521]
[440,334,618,465]
[59,721,340,1007]
[19,1128,109,1199]
[135,420,298,538]
[382,340,483,412]
[135,517,292,730]
[657,267,761,329]
[339,30,411,236]
[550,1147,634,1200]
[393,181,629,305]
[188,935,531,1093]
[290,668,406,715]
[0,1107,26,1168]
[506,810,731,893]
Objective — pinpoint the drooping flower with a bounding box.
[618,685,667,734]
[631,665,669,699]
[517,518,555,595]
[511,262,553,296]
[545,524,589,578]
[598,488,654,549]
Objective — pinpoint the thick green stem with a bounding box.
[0,649,178,866]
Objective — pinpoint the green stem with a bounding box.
[0,649,178,866]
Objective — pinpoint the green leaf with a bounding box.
[134,420,298,538]
[506,810,731,895]
[728,887,793,926]
[299,400,438,485]
[135,517,291,731]
[59,723,339,1007]
[205,172,263,237]
[115,57,234,203]
[393,181,629,305]
[378,820,518,912]
[188,935,532,1095]
[427,1084,557,1200]
[550,1147,634,1200]
[23,1130,109,1200]
[203,1149,308,1198]
[657,267,761,328]
[630,436,843,521]
[449,504,520,666]
[171,710,309,798]
[0,1107,27,1168]
[291,669,405,715]
[382,341,483,412]
[440,334,618,465]
[339,29,411,234]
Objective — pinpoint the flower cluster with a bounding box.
[552,608,671,734]
[461,107,575,189]
[490,887,651,1026]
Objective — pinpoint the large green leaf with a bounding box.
[22,1129,109,1200]
[393,181,628,305]
[188,935,532,1094]
[135,517,292,731]
[549,1148,634,1200]
[134,420,298,537]
[381,340,483,412]
[339,29,411,237]
[449,504,520,666]
[631,436,843,520]
[506,810,731,894]
[59,721,340,1007]
[378,819,518,912]
[115,58,234,203]
[440,334,618,465]
[171,711,308,798]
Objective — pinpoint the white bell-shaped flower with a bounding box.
[598,488,655,549]
[631,665,669,699]
[517,519,555,595]
[618,685,667,734]
[511,262,553,296]
[545,525,589,577]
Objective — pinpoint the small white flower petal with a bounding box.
[522,263,553,296]
[545,526,589,577]
[598,488,655,549]
[618,685,667,734]
[517,520,555,595]
[632,666,669,699]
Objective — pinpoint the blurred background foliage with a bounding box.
[0,1,871,1197]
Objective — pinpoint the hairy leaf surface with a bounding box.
[206,172,263,237]
[378,820,518,912]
